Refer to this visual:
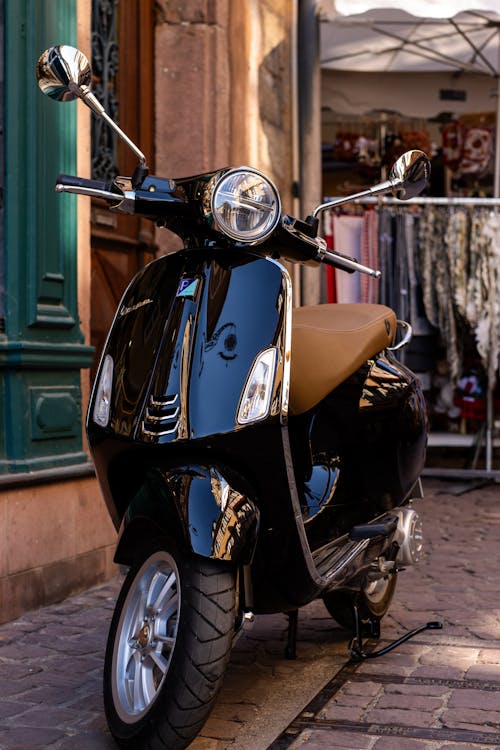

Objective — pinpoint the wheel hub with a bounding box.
[137,622,152,648]
[131,617,160,657]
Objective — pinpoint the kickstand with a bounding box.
[349,600,442,661]
[284,609,298,659]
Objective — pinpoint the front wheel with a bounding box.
[322,572,397,631]
[104,546,236,750]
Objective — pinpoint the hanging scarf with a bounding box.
[465,210,500,385]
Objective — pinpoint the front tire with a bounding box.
[104,546,236,750]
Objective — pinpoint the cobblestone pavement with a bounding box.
[0,478,499,750]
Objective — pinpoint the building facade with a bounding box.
[0,0,312,623]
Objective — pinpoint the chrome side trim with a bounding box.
[142,394,179,437]
[149,394,178,408]
[313,538,370,582]
[268,257,292,421]
[143,407,180,424]
[142,422,178,438]
[388,320,413,351]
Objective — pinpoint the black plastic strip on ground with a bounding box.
[351,671,500,692]
[290,719,500,746]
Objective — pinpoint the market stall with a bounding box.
[320,1,500,477]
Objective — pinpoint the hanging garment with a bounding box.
[333,214,363,303]
[360,210,379,304]
[323,210,336,303]
[446,207,469,319]
[419,206,461,381]
[395,212,409,323]
[465,209,500,386]
[377,208,395,309]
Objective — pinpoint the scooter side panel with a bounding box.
[295,352,427,552]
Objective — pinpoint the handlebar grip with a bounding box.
[321,251,356,274]
[321,248,381,278]
[56,174,113,192]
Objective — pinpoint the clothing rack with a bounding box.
[345,195,500,207]
[325,195,500,484]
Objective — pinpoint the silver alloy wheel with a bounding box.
[111,551,180,723]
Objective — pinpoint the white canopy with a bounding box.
[320,2,500,74]
[326,1,500,21]
[319,0,500,193]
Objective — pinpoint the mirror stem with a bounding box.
[312,177,402,218]
[74,84,148,168]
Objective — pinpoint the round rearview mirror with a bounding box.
[36,45,92,102]
[389,150,431,200]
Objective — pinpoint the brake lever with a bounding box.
[55,183,123,202]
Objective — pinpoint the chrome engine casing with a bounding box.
[392,507,423,565]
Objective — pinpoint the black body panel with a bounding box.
[293,353,427,552]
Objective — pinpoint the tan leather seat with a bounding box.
[290,303,397,414]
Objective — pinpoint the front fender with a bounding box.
[114,466,260,566]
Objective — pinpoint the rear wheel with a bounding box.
[104,545,236,750]
[322,572,397,631]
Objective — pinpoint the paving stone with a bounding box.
[375,692,444,712]
[341,679,381,696]
[290,729,373,748]
[440,708,500,730]
[466,663,500,681]
[4,705,88,730]
[0,726,65,748]
[0,480,499,750]
[371,739,433,749]
[447,688,500,710]
[0,700,27,720]
[55,731,117,749]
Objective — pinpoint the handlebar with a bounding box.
[55,173,123,203]
[53,175,381,278]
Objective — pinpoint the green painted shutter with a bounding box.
[0,0,94,476]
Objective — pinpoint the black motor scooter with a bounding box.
[38,45,433,750]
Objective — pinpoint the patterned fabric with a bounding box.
[325,204,500,386]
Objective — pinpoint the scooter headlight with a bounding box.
[237,347,277,425]
[211,168,281,244]
[92,354,114,427]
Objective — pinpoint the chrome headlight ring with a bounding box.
[209,167,281,244]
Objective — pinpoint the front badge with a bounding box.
[176,278,199,299]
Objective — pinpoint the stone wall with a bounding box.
[0,476,117,624]
[154,0,295,252]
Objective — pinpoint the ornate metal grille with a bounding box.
[91,0,119,181]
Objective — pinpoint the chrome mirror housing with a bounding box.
[389,150,431,201]
[36,45,92,102]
